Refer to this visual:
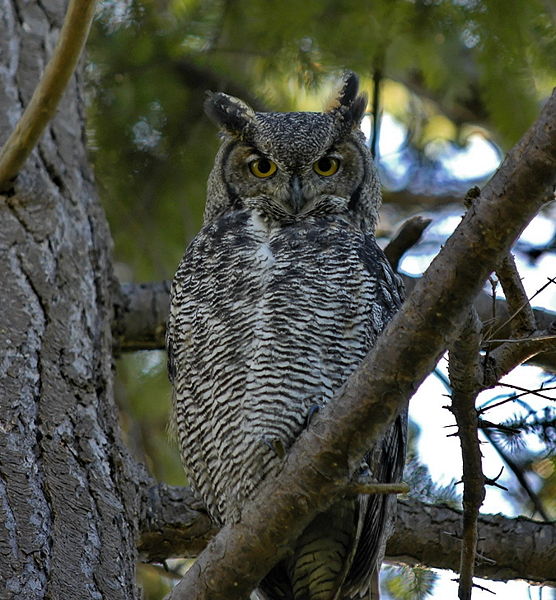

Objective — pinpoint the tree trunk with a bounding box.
[0,1,141,598]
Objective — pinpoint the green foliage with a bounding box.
[116,351,185,486]
[487,404,556,519]
[494,406,556,452]
[88,0,556,282]
[478,380,556,519]
[474,0,547,145]
[381,564,438,600]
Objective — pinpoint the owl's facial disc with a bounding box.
[223,135,365,222]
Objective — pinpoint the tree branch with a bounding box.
[113,280,171,353]
[388,497,556,586]
[477,255,556,383]
[138,483,218,563]
[448,310,485,599]
[162,90,556,600]
[137,484,556,586]
[495,253,536,335]
[382,189,464,211]
[0,0,98,191]
[482,329,556,387]
[383,215,432,271]
[171,59,268,112]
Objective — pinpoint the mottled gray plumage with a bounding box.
[167,73,406,600]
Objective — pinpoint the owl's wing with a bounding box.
[166,324,176,384]
[343,234,407,598]
[166,268,182,389]
[343,413,407,598]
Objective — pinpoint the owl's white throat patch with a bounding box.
[250,210,272,233]
[255,242,275,267]
[250,211,276,267]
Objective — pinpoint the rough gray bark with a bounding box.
[0,1,144,598]
[137,485,556,586]
[389,499,556,585]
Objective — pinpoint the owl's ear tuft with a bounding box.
[326,72,367,129]
[336,72,360,108]
[204,91,256,136]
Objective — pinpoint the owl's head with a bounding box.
[203,73,381,232]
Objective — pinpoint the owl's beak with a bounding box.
[289,175,304,213]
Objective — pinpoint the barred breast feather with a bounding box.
[167,207,405,599]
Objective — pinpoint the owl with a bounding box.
[167,73,406,600]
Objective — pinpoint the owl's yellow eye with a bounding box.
[313,156,340,176]
[249,158,277,178]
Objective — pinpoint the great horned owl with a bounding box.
[167,73,406,600]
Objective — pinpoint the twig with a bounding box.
[495,254,536,334]
[448,308,484,600]
[482,331,556,389]
[383,215,432,271]
[471,582,495,594]
[479,385,556,414]
[481,427,551,522]
[495,381,556,402]
[348,482,409,495]
[370,63,383,159]
[0,0,98,191]
[485,334,556,344]
[488,276,556,341]
[450,579,496,595]
[478,419,521,435]
[483,467,508,491]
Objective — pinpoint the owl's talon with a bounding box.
[306,404,321,427]
[261,435,286,459]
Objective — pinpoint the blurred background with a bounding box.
[86,1,556,597]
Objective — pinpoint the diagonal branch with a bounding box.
[383,215,432,271]
[0,0,98,191]
[165,90,556,600]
